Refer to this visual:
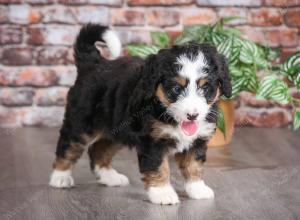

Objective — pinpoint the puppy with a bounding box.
[49,24,232,205]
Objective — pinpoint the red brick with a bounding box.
[42,7,76,24]
[58,0,88,4]
[264,0,300,6]
[167,31,182,43]
[239,92,274,108]
[147,10,180,27]
[248,8,283,26]
[23,0,56,3]
[196,0,261,6]
[0,108,24,127]
[0,6,8,23]
[235,108,292,128]
[182,8,217,25]
[285,9,300,27]
[280,48,300,62]
[55,66,77,86]
[35,87,69,106]
[28,9,42,23]
[88,0,122,5]
[265,28,299,47]
[128,0,193,6]
[217,8,247,25]
[0,26,23,45]
[22,107,64,127]
[75,7,109,25]
[0,67,58,87]
[117,30,151,44]
[0,0,21,3]
[0,88,35,106]
[111,9,145,26]
[28,26,79,45]
[37,46,73,65]
[2,47,34,66]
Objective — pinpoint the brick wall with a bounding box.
[0,0,299,127]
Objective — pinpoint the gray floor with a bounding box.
[0,127,300,220]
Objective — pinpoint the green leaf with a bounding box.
[257,75,277,99]
[221,16,242,24]
[239,40,259,65]
[217,109,226,137]
[217,37,233,59]
[283,52,300,74]
[293,111,300,130]
[229,45,241,66]
[127,44,160,58]
[294,73,300,90]
[151,32,170,48]
[256,75,290,104]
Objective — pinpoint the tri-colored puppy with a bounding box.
[49,24,232,205]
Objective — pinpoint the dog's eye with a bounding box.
[201,83,210,93]
[172,86,181,95]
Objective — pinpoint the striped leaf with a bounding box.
[283,52,300,74]
[293,111,300,130]
[217,37,233,59]
[239,40,259,64]
[229,45,241,66]
[295,73,300,90]
[127,45,160,58]
[257,75,290,104]
[242,67,258,93]
[257,75,278,99]
[229,66,243,77]
[212,33,226,45]
[231,77,246,97]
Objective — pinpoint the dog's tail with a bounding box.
[74,24,121,66]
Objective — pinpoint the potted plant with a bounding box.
[127,17,300,147]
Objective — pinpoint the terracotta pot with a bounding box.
[208,100,235,147]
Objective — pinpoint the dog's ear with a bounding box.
[128,54,161,114]
[216,54,232,98]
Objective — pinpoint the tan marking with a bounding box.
[53,131,103,171]
[209,88,220,105]
[175,150,203,181]
[88,139,121,169]
[198,78,208,87]
[155,84,170,107]
[150,120,172,140]
[175,76,187,87]
[142,156,170,189]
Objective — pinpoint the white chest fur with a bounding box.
[159,121,216,152]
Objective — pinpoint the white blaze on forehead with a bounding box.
[176,52,207,80]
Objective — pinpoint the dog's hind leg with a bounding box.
[49,132,101,188]
[88,139,129,187]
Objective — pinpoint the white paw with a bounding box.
[94,166,129,187]
[147,184,180,205]
[49,170,74,188]
[185,180,214,199]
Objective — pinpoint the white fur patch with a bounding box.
[147,184,179,205]
[177,53,207,79]
[102,30,121,58]
[160,121,216,152]
[49,169,74,188]
[94,165,129,187]
[185,180,214,199]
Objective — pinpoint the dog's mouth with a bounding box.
[180,121,198,136]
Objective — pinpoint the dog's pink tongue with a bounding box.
[180,121,198,136]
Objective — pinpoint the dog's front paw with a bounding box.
[49,170,74,188]
[185,180,214,199]
[95,166,129,187]
[147,184,180,205]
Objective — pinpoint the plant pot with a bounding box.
[208,100,235,147]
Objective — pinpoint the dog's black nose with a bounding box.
[187,113,199,121]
